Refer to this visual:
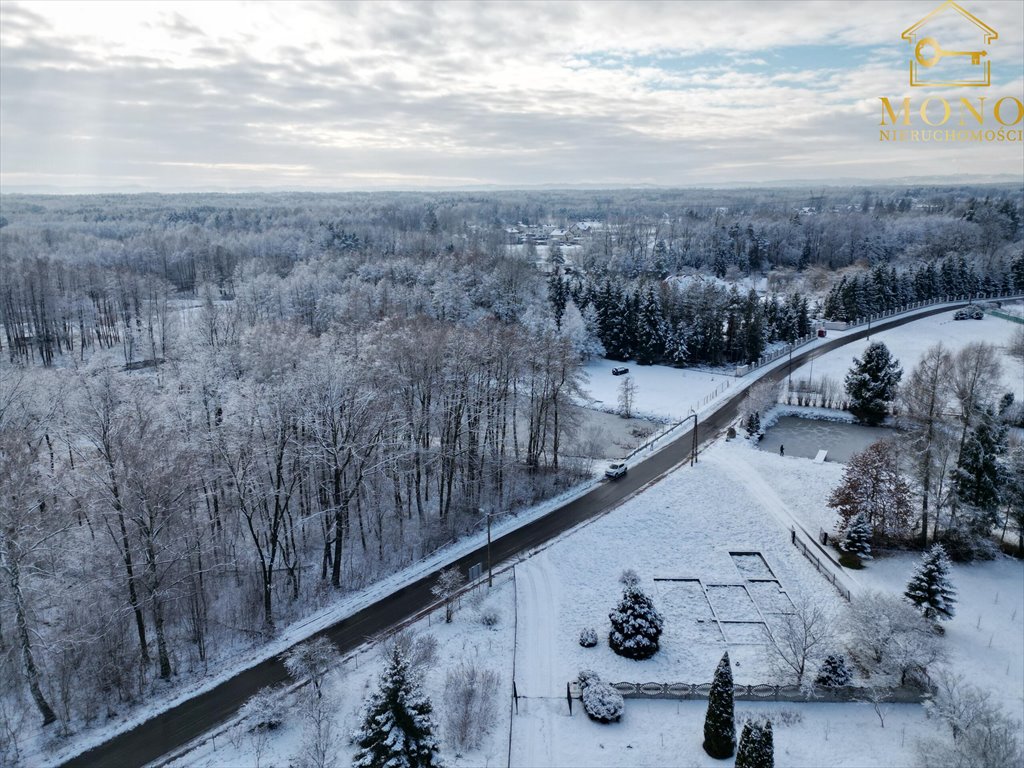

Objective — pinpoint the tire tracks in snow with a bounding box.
[511,551,560,767]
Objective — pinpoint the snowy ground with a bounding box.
[166,574,518,768]
[736,439,1024,722]
[580,361,737,422]
[163,428,1024,768]
[790,302,1024,402]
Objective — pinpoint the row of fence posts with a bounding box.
[738,292,1022,379]
[790,528,851,601]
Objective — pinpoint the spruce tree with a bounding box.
[844,341,903,425]
[951,414,1006,515]
[744,411,761,437]
[665,322,689,367]
[634,285,666,365]
[904,544,957,622]
[840,512,872,567]
[608,570,664,660]
[814,654,852,687]
[703,652,736,759]
[735,719,774,768]
[352,646,442,768]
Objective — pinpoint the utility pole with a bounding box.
[682,412,698,466]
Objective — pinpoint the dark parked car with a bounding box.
[954,305,984,320]
[612,366,629,375]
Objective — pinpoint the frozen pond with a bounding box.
[758,415,893,463]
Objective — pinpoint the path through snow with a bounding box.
[703,447,861,597]
[511,551,563,768]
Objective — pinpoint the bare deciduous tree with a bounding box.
[431,567,466,623]
[899,343,954,548]
[767,595,837,686]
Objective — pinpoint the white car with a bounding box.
[605,462,628,479]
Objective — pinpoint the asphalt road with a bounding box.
[62,302,967,768]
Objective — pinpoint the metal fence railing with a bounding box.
[736,291,1024,378]
[573,681,929,704]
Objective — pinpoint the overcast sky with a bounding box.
[1,0,1022,191]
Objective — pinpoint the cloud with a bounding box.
[1,0,1021,190]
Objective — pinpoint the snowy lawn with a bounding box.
[791,303,1024,401]
[515,698,927,768]
[580,361,737,422]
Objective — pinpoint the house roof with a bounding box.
[901,1,997,44]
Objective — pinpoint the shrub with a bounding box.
[579,628,598,648]
[577,671,624,724]
[814,654,852,687]
[443,661,500,751]
[240,687,286,731]
[738,709,802,728]
[479,607,499,628]
[935,522,998,563]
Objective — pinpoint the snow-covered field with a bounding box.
[791,303,1024,402]
[164,424,1024,768]
[580,361,737,422]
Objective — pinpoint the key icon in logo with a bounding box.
[914,36,987,67]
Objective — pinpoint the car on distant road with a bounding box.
[605,462,627,479]
[612,366,629,375]
[953,306,984,320]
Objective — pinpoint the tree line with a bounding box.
[0,310,585,738]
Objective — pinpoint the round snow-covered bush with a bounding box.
[577,670,624,724]
[579,628,598,648]
[480,606,500,628]
[581,681,624,723]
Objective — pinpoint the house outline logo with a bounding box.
[901,1,997,87]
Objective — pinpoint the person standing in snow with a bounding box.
[779,444,785,456]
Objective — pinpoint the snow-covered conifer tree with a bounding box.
[814,654,852,687]
[844,341,902,425]
[840,512,872,566]
[608,570,663,659]
[703,652,736,758]
[735,719,773,768]
[744,411,761,437]
[904,544,957,622]
[352,646,442,768]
